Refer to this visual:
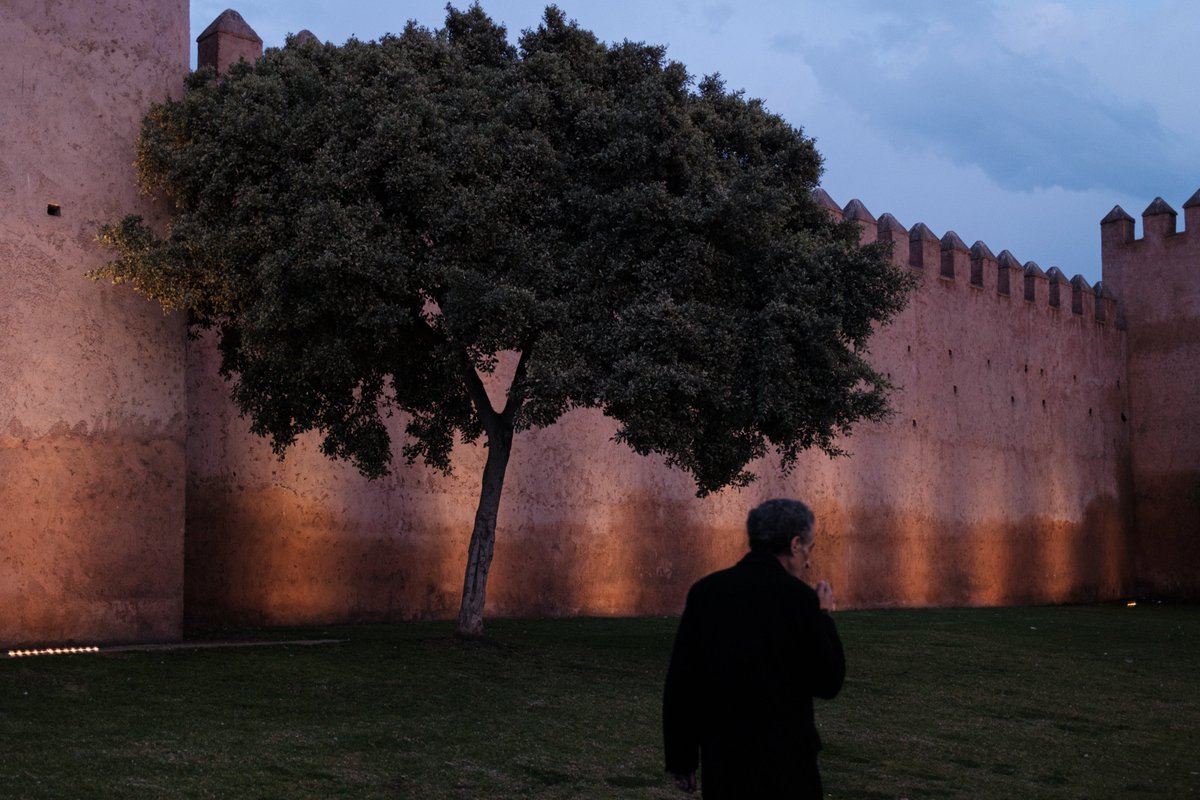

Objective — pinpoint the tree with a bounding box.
[94,4,913,637]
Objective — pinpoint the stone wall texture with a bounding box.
[0,0,189,645]
[4,4,1197,646]
[1101,198,1200,597]
[184,202,1134,626]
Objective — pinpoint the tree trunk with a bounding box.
[453,347,529,638]
[456,419,513,637]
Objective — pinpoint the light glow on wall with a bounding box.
[7,646,100,658]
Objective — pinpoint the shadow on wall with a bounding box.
[1133,469,1200,596]
[1,430,184,644]
[182,338,1135,626]
[181,405,1135,627]
[183,341,474,629]
[184,476,468,628]
[482,408,744,620]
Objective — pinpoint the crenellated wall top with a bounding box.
[815,189,1119,327]
[1100,190,1200,252]
[1098,190,1200,326]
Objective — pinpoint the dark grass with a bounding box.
[2,605,1198,799]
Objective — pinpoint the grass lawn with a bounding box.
[2,604,1198,799]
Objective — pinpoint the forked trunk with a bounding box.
[455,415,514,637]
[454,348,529,638]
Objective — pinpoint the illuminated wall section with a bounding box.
[1101,194,1200,597]
[0,0,189,645]
[0,4,1146,641]
[185,190,1134,626]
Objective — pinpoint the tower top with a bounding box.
[197,9,263,73]
[197,9,260,44]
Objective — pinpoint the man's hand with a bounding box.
[816,580,836,612]
[671,771,697,793]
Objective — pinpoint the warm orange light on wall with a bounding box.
[7,646,100,658]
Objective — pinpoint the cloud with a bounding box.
[771,0,1192,199]
[700,3,735,34]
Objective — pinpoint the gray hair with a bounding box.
[746,498,814,555]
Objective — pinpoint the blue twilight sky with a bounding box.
[191,0,1200,284]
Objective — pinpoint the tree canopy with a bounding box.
[95,4,913,635]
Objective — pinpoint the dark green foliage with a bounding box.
[94,4,911,494]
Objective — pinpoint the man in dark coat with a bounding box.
[663,498,845,798]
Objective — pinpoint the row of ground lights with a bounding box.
[7,646,99,658]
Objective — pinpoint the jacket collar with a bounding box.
[739,550,788,572]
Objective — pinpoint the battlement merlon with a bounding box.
[909,223,940,272]
[877,213,910,268]
[1071,274,1096,318]
[1023,261,1048,306]
[842,199,877,247]
[1046,267,1069,310]
[996,250,1022,297]
[1093,280,1116,324]
[939,231,969,281]
[812,188,843,222]
[970,241,998,293]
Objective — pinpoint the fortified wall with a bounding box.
[2,5,1197,646]
[1101,196,1200,595]
[184,182,1134,626]
[0,0,189,646]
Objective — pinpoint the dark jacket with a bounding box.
[663,551,845,798]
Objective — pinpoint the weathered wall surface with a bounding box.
[1101,196,1200,596]
[185,194,1132,627]
[0,0,189,645]
[4,3,1171,643]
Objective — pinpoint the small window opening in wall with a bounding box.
[1024,364,1029,373]
[1073,374,1077,383]
[1039,368,1044,376]
[1121,412,1128,422]
[1117,379,1122,389]
[912,419,917,428]
[953,385,958,395]
[1089,408,1093,417]
[1010,396,1015,404]
[907,345,911,353]
[47,203,62,216]
[948,349,953,358]
[986,358,991,368]
[1042,399,1047,409]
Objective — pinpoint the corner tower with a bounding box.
[1102,191,1200,596]
[0,1,190,644]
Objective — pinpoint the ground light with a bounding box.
[7,646,100,658]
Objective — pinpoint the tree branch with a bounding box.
[500,346,532,424]
[458,343,533,439]
[459,350,501,438]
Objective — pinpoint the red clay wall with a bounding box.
[1101,196,1200,597]
[185,194,1133,626]
[0,0,189,646]
[0,4,1149,643]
